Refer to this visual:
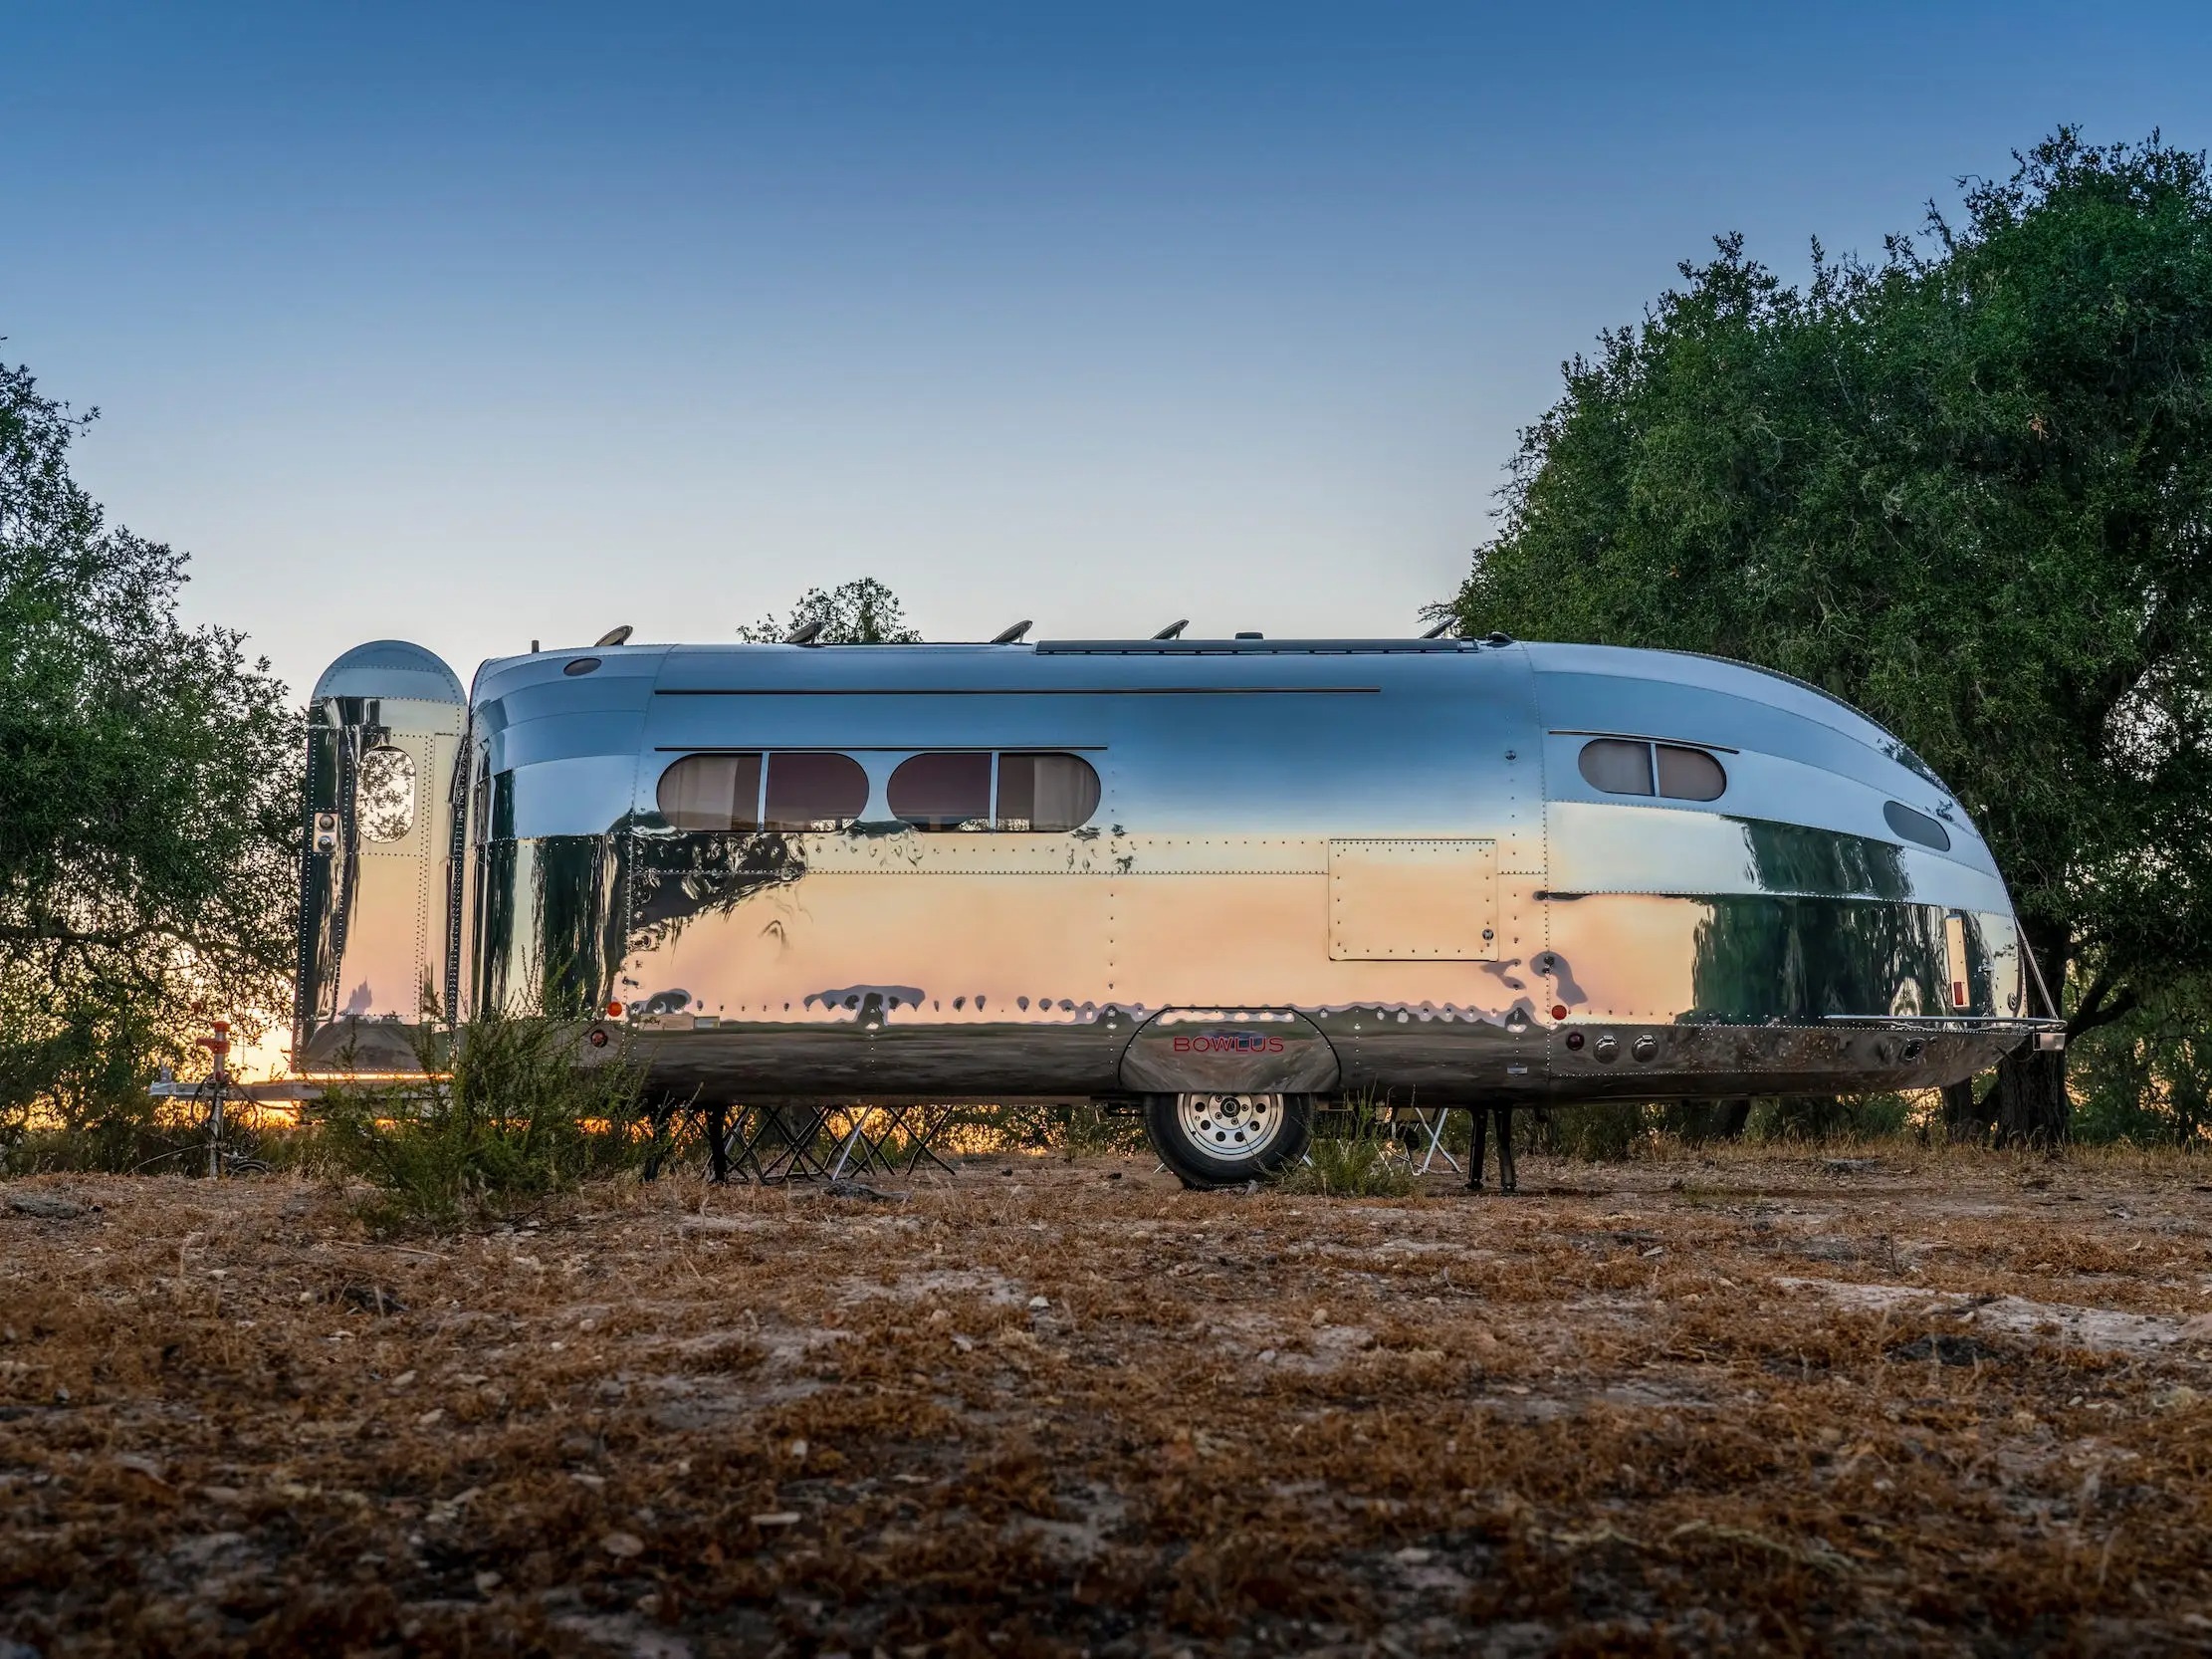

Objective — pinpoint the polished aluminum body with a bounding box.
[295,634,2045,1103]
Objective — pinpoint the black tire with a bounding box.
[1143,1092,1314,1189]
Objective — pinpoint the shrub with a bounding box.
[1537,1101,1653,1160]
[312,1006,647,1232]
[1276,1095,1416,1197]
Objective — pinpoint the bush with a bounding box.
[1745,1092,1914,1143]
[2068,978,2212,1148]
[1537,1101,1654,1160]
[1276,1095,1416,1197]
[312,1007,647,1232]
[1055,1103,1148,1161]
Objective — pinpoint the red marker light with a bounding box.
[1551,1004,1568,1021]
[606,1001,624,1018]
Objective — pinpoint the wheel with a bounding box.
[1143,1092,1313,1189]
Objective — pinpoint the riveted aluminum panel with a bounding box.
[1328,838,1497,961]
[302,630,2052,1104]
[295,674,467,1073]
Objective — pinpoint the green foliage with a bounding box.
[1743,1093,1913,1143]
[2068,975,2212,1146]
[1277,1096,1416,1196]
[312,1008,648,1232]
[1444,130,2212,1137]
[0,357,299,1124]
[740,577,922,644]
[1537,1102,1653,1160]
[1055,1103,1148,1160]
[1541,1094,1914,1157]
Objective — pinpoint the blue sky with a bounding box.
[5,2,2207,699]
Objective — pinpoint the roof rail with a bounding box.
[1032,637,1499,656]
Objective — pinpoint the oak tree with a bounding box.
[1442,131,2212,1141]
[0,358,298,1136]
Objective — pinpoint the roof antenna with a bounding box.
[991,619,1033,644]
[784,618,826,645]
[593,624,634,647]
[1151,619,1190,639]
[1420,618,1455,639]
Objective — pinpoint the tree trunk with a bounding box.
[1992,913,2070,1145]
[1994,1044,2069,1146]
[1940,1077,1994,1143]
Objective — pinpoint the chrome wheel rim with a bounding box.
[1175,1092,1284,1159]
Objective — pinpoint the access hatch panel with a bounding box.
[1328,837,1498,961]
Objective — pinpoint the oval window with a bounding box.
[888,752,993,830]
[1883,800,1952,851]
[764,752,870,830]
[357,746,416,842]
[1577,739,1655,797]
[996,753,1101,831]
[1656,744,1727,801]
[657,753,764,830]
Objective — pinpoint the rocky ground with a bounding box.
[4,1144,2212,1656]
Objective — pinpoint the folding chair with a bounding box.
[1403,1104,1462,1176]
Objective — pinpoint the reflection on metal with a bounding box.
[1120,1009,1338,1094]
[356,747,416,842]
[293,641,466,1072]
[296,630,2058,1102]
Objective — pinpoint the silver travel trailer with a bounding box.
[294,631,2058,1185]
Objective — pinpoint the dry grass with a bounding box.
[4,1144,2212,1656]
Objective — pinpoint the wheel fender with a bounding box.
[1117,1008,1340,1095]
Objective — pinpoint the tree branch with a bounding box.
[0,921,162,949]
[2067,987,2140,1040]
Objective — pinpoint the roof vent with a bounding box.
[1152,619,1191,640]
[594,624,634,647]
[991,619,1033,644]
[1421,618,1454,639]
[784,618,826,645]
[1234,630,1263,640]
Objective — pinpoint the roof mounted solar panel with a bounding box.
[1032,637,1491,655]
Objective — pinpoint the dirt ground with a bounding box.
[5,1145,2212,1657]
